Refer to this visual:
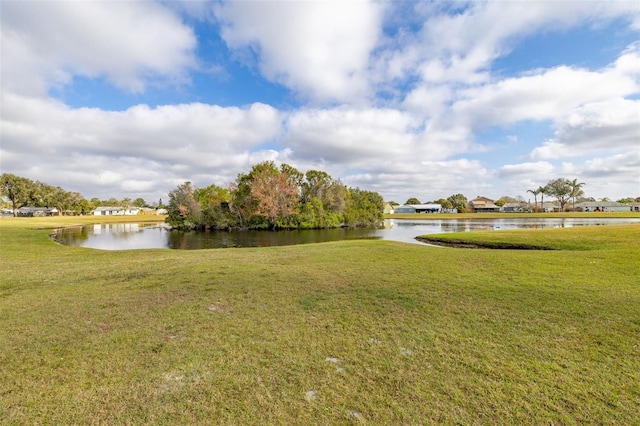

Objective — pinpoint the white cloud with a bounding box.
[1,1,196,96]
[283,107,420,163]
[531,98,640,159]
[499,162,555,179]
[215,0,384,103]
[380,0,640,90]
[1,94,282,199]
[453,57,639,129]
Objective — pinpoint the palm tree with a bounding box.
[527,187,540,211]
[539,185,549,212]
[569,179,586,210]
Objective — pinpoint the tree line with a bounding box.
[400,177,639,213]
[0,173,156,216]
[166,161,384,230]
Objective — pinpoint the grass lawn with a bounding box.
[1,216,639,424]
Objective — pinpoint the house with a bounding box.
[627,202,640,212]
[139,208,157,215]
[394,203,442,214]
[17,207,59,217]
[468,197,500,213]
[93,206,140,216]
[537,202,557,213]
[574,201,630,212]
[501,202,529,213]
[383,203,395,214]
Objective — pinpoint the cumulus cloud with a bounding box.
[452,53,640,129]
[531,98,640,159]
[1,1,196,96]
[499,162,555,179]
[1,94,282,199]
[380,1,640,90]
[215,0,384,103]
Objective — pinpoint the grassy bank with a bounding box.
[1,217,639,424]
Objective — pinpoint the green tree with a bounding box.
[447,194,468,213]
[546,178,572,211]
[568,179,586,210]
[539,185,550,212]
[344,188,384,227]
[0,173,36,216]
[527,188,540,210]
[166,182,202,229]
[436,198,453,209]
[405,197,421,205]
[194,184,233,229]
[132,198,147,207]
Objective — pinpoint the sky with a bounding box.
[1,0,639,205]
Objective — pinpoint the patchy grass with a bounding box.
[1,216,639,424]
[418,223,640,250]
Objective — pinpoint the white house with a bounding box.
[394,204,442,213]
[574,201,630,212]
[93,206,140,216]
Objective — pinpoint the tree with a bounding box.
[344,187,384,227]
[436,198,453,209]
[132,198,147,207]
[447,194,467,213]
[568,179,586,209]
[618,197,640,203]
[166,182,202,229]
[527,188,540,210]
[0,173,36,216]
[546,178,572,211]
[194,184,233,229]
[250,162,300,228]
[539,185,549,212]
[231,161,300,229]
[405,197,421,205]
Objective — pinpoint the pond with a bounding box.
[53,217,640,250]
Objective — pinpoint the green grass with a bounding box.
[1,216,639,424]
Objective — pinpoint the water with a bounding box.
[54,218,640,250]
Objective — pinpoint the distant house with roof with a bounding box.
[539,202,557,213]
[574,201,630,212]
[93,206,140,216]
[468,197,500,213]
[394,203,442,214]
[17,207,59,217]
[628,202,640,212]
[501,202,530,213]
[383,203,396,214]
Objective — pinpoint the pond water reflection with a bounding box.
[54,217,640,250]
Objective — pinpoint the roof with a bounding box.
[94,206,139,211]
[406,204,441,209]
[575,201,628,207]
[18,207,58,211]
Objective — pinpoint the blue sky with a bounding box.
[1,1,639,204]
